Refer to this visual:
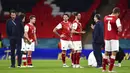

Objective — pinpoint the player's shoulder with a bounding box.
[72,20,77,24]
[59,21,64,25]
[25,23,30,27]
[104,15,110,18]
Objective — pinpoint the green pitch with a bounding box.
[0,60,130,73]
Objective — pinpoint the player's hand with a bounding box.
[91,24,95,29]
[28,40,32,44]
[81,31,86,34]
[60,34,66,38]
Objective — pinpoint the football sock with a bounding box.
[22,54,27,66]
[109,55,116,71]
[102,56,108,70]
[62,53,66,64]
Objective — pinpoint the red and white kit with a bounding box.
[71,20,82,50]
[56,21,73,50]
[21,23,36,51]
[104,15,121,52]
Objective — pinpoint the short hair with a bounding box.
[95,14,101,20]
[63,14,69,17]
[29,15,36,19]
[112,7,120,14]
[10,9,16,14]
[74,12,80,16]
[19,14,25,20]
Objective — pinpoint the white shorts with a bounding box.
[72,41,82,50]
[105,40,119,52]
[60,39,73,50]
[21,38,35,51]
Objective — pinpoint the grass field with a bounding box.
[0,60,130,73]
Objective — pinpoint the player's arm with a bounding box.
[34,28,38,45]
[24,25,30,41]
[116,18,122,32]
[53,23,62,37]
[71,23,85,34]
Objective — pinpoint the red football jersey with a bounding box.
[71,20,82,41]
[25,24,36,42]
[104,15,121,40]
[56,21,72,40]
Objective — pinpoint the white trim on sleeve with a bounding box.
[24,25,29,32]
[55,23,62,29]
[72,23,78,30]
[116,18,121,27]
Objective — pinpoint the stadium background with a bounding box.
[0,0,130,60]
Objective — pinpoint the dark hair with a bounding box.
[112,7,120,14]
[19,14,25,20]
[29,15,36,19]
[95,14,101,20]
[10,9,16,14]
[74,12,80,16]
[63,14,69,17]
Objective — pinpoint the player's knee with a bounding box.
[112,51,117,56]
[105,51,109,56]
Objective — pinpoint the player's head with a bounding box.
[94,14,101,22]
[63,14,69,22]
[112,7,120,17]
[19,14,25,22]
[10,9,17,19]
[74,12,81,20]
[29,15,36,24]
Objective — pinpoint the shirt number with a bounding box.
[108,21,111,31]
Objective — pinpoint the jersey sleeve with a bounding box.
[55,23,62,29]
[72,23,78,30]
[24,25,29,32]
[116,18,121,27]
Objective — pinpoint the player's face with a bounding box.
[30,17,36,24]
[94,16,97,22]
[77,14,81,20]
[10,13,16,19]
[63,15,69,22]
[115,13,120,17]
[22,17,25,22]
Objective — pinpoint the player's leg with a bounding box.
[108,40,119,72]
[27,51,33,67]
[21,38,27,67]
[21,51,27,67]
[71,49,74,66]
[69,41,75,66]
[71,41,77,68]
[61,50,68,67]
[27,42,35,67]
[75,41,83,68]
[73,50,76,68]
[76,50,83,68]
[60,39,69,67]
[102,40,110,72]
